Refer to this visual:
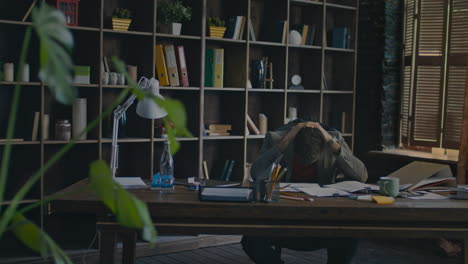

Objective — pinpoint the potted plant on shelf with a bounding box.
[157,0,192,35]
[207,17,226,38]
[112,8,132,31]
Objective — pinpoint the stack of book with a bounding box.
[291,24,317,46]
[155,44,189,87]
[328,27,352,49]
[204,48,224,88]
[206,124,231,136]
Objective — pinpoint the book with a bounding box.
[232,16,244,40]
[208,124,232,130]
[307,25,316,45]
[220,160,230,180]
[175,45,189,87]
[224,160,235,181]
[31,111,40,141]
[207,132,230,136]
[155,44,170,86]
[214,48,224,88]
[332,27,349,48]
[282,21,288,44]
[249,19,256,41]
[224,16,236,39]
[203,161,210,180]
[246,114,260,135]
[42,114,49,140]
[164,44,180,86]
[238,16,246,40]
[204,48,214,87]
[301,25,309,45]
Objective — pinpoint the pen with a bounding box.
[280,184,291,189]
[280,195,314,202]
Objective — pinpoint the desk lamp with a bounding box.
[111,77,167,186]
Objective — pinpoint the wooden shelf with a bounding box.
[73,83,100,88]
[0,199,40,205]
[67,25,100,32]
[290,0,324,6]
[154,137,199,142]
[103,29,153,36]
[160,87,201,91]
[206,37,247,44]
[323,90,354,94]
[102,138,151,143]
[250,41,287,47]
[44,140,99,145]
[0,19,31,26]
[248,89,285,93]
[287,89,321,94]
[247,135,266,139]
[0,140,39,145]
[156,33,201,40]
[204,87,245,92]
[326,3,357,11]
[203,136,244,140]
[325,47,356,53]
[0,81,41,86]
[288,44,322,50]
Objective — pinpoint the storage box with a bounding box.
[73,65,90,84]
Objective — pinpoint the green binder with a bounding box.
[205,48,214,87]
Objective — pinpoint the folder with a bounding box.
[214,48,224,88]
[175,45,189,87]
[155,45,169,86]
[163,44,180,86]
[205,48,214,87]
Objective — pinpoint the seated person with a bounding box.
[242,119,368,264]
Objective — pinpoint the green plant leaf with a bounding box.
[32,4,76,105]
[11,214,73,264]
[89,160,157,243]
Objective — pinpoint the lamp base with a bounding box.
[114,177,147,189]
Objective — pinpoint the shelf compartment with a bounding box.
[325,5,356,50]
[323,94,353,134]
[248,93,285,133]
[204,43,247,89]
[153,140,199,179]
[324,51,354,91]
[206,0,249,40]
[203,140,244,181]
[103,0,154,33]
[288,48,322,91]
[287,93,321,121]
[44,87,100,140]
[102,141,152,178]
[156,38,202,88]
[156,33,202,40]
[250,0,288,43]
[72,30,101,85]
[249,45,286,89]
[289,1,324,47]
[103,33,155,83]
[204,92,245,136]
[0,145,41,200]
[156,0,203,37]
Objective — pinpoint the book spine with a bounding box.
[164,44,180,86]
[176,45,189,87]
[214,49,224,88]
[155,45,170,86]
[225,160,235,181]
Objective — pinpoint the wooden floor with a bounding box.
[137,239,463,264]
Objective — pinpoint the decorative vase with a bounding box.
[170,23,182,35]
[112,18,132,31]
[209,26,226,38]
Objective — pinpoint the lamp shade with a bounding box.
[136,78,168,119]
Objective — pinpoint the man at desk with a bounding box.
[242,119,368,264]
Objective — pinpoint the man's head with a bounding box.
[293,126,324,165]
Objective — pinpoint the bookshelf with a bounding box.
[0,0,358,255]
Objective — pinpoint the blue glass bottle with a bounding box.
[159,134,174,192]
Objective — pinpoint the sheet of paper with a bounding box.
[114,177,147,189]
[324,181,375,193]
[280,183,320,192]
[297,186,350,197]
[407,191,448,200]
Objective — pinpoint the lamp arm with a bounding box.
[110,93,137,178]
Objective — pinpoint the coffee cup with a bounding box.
[378,176,399,197]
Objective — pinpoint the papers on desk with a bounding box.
[297,186,351,197]
[324,181,377,193]
[407,191,448,200]
[114,177,147,189]
[280,183,320,192]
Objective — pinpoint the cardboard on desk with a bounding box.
[387,161,455,191]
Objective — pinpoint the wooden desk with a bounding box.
[49,180,468,264]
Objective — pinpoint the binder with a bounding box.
[204,48,214,87]
[155,45,169,86]
[163,44,180,86]
[175,45,189,87]
[214,48,224,88]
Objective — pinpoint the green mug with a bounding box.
[378,176,399,197]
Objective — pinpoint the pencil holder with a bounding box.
[263,181,280,203]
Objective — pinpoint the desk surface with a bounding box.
[49,179,468,225]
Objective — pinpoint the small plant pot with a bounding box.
[209,26,226,38]
[112,18,132,31]
[159,23,183,35]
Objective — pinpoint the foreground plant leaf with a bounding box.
[32,4,76,105]
[89,160,157,243]
[11,214,72,264]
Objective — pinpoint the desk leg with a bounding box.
[465,239,468,264]
[100,230,116,264]
[122,231,137,264]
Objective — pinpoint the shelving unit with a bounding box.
[0,0,358,255]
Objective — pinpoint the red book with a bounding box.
[175,45,189,87]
